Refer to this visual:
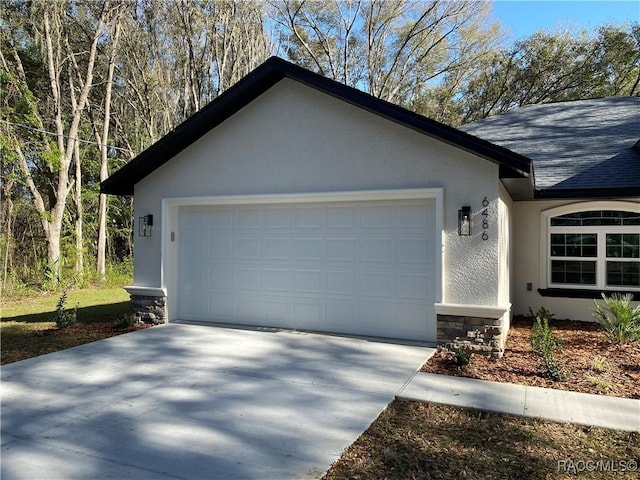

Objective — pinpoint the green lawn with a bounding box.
[1,287,134,364]
[1,287,130,323]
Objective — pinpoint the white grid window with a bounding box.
[548,210,640,290]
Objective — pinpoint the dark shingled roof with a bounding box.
[101,57,530,196]
[460,97,640,198]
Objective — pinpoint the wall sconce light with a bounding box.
[458,206,471,236]
[139,214,153,237]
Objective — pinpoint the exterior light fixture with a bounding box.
[139,214,153,237]
[458,206,471,236]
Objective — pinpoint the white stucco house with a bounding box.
[101,57,639,356]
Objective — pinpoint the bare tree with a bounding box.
[115,1,177,146]
[165,0,272,116]
[114,0,271,149]
[94,8,125,278]
[270,0,499,108]
[2,0,121,280]
[211,0,273,94]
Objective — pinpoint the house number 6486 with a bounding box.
[481,197,489,241]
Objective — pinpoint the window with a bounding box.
[547,208,640,291]
[606,234,640,287]
[550,233,597,285]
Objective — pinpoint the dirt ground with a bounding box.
[1,321,153,365]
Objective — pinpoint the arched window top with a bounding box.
[551,210,640,227]
[543,203,640,291]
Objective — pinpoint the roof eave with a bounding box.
[534,186,640,199]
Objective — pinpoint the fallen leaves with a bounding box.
[324,401,640,480]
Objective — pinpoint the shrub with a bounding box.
[529,307,565,381]
[54,291,77,329]
[541,356,565,382]
[592,293,640,344]
[0,275,33,298]
[452,348,472,367]
[528,306,555,323]
[115,313,137,330]
[530,313,563,357]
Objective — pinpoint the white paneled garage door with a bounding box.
[177,198,436,341]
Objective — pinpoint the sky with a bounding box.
[490,0,640,41]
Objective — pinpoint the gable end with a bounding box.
[101,57,531,196]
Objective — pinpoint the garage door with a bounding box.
[177,198,436,341]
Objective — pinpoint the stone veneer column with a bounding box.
[435,304,511,358]
[124,286,168,325]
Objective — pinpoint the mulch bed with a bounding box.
[34,321,153,338]
[1,321,153,365]
[422,318,640,399]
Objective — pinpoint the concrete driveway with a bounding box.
[1,323,433,480]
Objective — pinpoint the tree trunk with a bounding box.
[96,193,108,277]
[74,140,84,276]
[96,13,122,279]
[37,3,111,280]
[46,220,62,281]
[1,184,15,294]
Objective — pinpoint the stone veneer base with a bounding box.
[437,314,505,358]
[124,287,168,325]
[130,295,167,324]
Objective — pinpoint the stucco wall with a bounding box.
[512,198,640,321]
[498,182,512,307]
[133,78,502,308]
[497,182,513,336]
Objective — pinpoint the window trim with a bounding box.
[541,201,640,293]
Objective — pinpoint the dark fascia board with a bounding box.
[101,56,532,196]
[534,186,640,199]
[538,288,639,301]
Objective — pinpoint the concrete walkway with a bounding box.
[399,372,640,432]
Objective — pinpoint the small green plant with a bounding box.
[528,306,555,323]
[114,313,137,330]
[54,291,77,329]
[530,314,563,357]
[529,307,565,381]
[592,293,640,344]
[592,356,609,373]
[586,376,615,393]
[452,348,472,367]
[541,356,565,381]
